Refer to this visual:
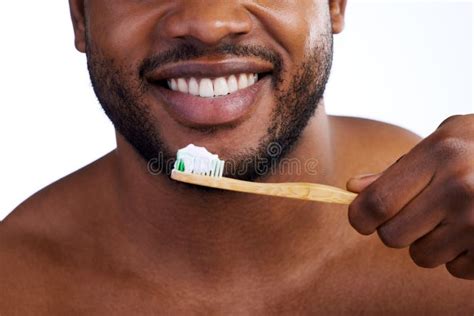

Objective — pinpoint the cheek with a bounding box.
[86,2,168,61]
[305,4,332,52]
[253,0,326,60]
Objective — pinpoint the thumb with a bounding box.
[346,173,382,193]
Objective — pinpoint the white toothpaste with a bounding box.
[175,144,225,176]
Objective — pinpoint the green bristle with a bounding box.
[178,159,185,172]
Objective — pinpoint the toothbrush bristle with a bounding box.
[173,156,224,178]
[177,159,185,172]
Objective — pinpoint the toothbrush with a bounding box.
[170,145,357,205]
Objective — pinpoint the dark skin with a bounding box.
[1,0,473,314]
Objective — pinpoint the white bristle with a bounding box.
[212,160,217,178]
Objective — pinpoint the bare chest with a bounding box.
[3,261,471,315]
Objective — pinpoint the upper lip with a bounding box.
[144,59,273,82]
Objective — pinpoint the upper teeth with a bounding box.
[167,73,258,98]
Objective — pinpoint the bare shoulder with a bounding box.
[329,115,422,175]
[0,224,50,311]
[2,151,117,229]
[330,115,422,152]
[0,151,118,250]
[0,152,118,309]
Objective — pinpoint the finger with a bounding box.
[347,155,406,193]
[437,114,462,129]
[349,151,434,235]
[375,184,445,248]
[346,173,382,193]
[446,251,474,280]
[409,223,468,269]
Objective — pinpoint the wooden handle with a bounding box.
[171,170,357,205]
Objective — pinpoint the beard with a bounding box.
[86,35,333,181]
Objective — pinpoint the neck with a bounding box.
[109,106,346,284]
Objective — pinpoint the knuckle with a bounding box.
[409,244,439,269]
[361,189,390,222]
[377,225,406,248]
[437,114,462,128]
[432,136,465,159]
[438,149,474,228]
[348,186,394,235]
[348,202,373,235]
[446,172,474,202]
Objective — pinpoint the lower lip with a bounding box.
[150,77,269,127]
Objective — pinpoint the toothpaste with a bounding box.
[175,144,225,176]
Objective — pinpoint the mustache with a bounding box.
[139,42,283,79]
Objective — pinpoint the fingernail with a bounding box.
[352,173,378,180]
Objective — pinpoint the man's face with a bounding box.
[82,0,334,180]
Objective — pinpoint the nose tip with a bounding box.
[162,2,253,46]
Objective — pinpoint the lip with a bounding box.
[144,59,273,81]
[150,75,270,128]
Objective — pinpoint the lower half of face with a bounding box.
[86,37,333,181]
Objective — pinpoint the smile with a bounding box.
[146,60,273,127]
[167,74,259,98]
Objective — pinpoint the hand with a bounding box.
[347,114,474,280]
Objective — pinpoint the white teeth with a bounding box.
[213,77,229,96]
[171,79,178,91]
[188,77,199,96]
[177,78,188,93]
[247,73,255,85]
[238,74,249,90]
[199,78,214,98]
[228,75,238,93]
[166,73,259,97]
[248,73,258,85]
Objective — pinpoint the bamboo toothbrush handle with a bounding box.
[171,170,357,205]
